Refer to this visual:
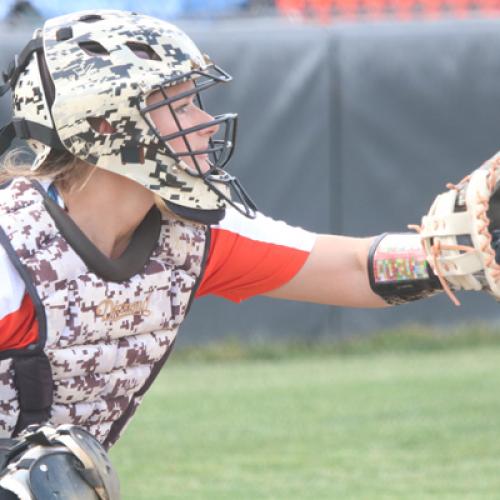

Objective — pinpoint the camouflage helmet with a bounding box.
[0,10,256,222]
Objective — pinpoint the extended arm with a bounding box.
[267,152,500,308]
[264,234,388,308]
[198,207,440,307]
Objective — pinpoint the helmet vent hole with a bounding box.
[125,42,161,61]
[79,41,110,56]
[56,27,73,42]
[79,14,104,23]
[87,117,116,135]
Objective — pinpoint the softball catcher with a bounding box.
[0,8,498,499]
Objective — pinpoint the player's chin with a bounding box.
[185,155,211,176]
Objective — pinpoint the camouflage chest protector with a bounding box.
[0,179,207,447]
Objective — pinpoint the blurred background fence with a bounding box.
[1,1,500,344]
[5,0,500,21]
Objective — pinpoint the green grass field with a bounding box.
[110,333,500,499]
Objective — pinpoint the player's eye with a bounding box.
[174,103,190,114]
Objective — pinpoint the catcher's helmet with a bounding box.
[0,424,120,500]
[0,10,256,222]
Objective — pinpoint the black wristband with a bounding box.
[368,233,442,305]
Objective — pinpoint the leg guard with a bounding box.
[0,425,120,500]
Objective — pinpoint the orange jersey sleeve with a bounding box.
[0,293,39,351]
[196,207,317,302]
[0,242,39,351]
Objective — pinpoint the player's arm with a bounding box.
[263,234,386,307]
[197,207,441,307]
[265,232,442,307]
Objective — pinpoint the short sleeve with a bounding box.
[196,207,317,302]
[0,244,38,350]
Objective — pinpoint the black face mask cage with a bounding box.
[160,111,237,173]
[140,64,257,218]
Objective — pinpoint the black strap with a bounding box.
[0,123,16,157]
[0,440,19,468]
[0,34,63,157]
[0,119,64,157]
[12,118,63,149]
[2,36,44,88]
[13,354,53,435]
[368,233,442,305]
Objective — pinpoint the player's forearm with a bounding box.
[265,234,389,308]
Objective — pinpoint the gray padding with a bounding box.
[29,452,98,500]
[2,18,500,340]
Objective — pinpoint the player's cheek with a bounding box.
[150,107,177,136]
[169,136,188,154]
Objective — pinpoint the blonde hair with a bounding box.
[0,148,85,191]
[0,148,183,219]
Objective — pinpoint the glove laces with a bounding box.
[409,159,500,306]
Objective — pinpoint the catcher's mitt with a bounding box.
[411,153,500,306]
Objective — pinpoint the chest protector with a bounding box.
[0,179,208,448]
